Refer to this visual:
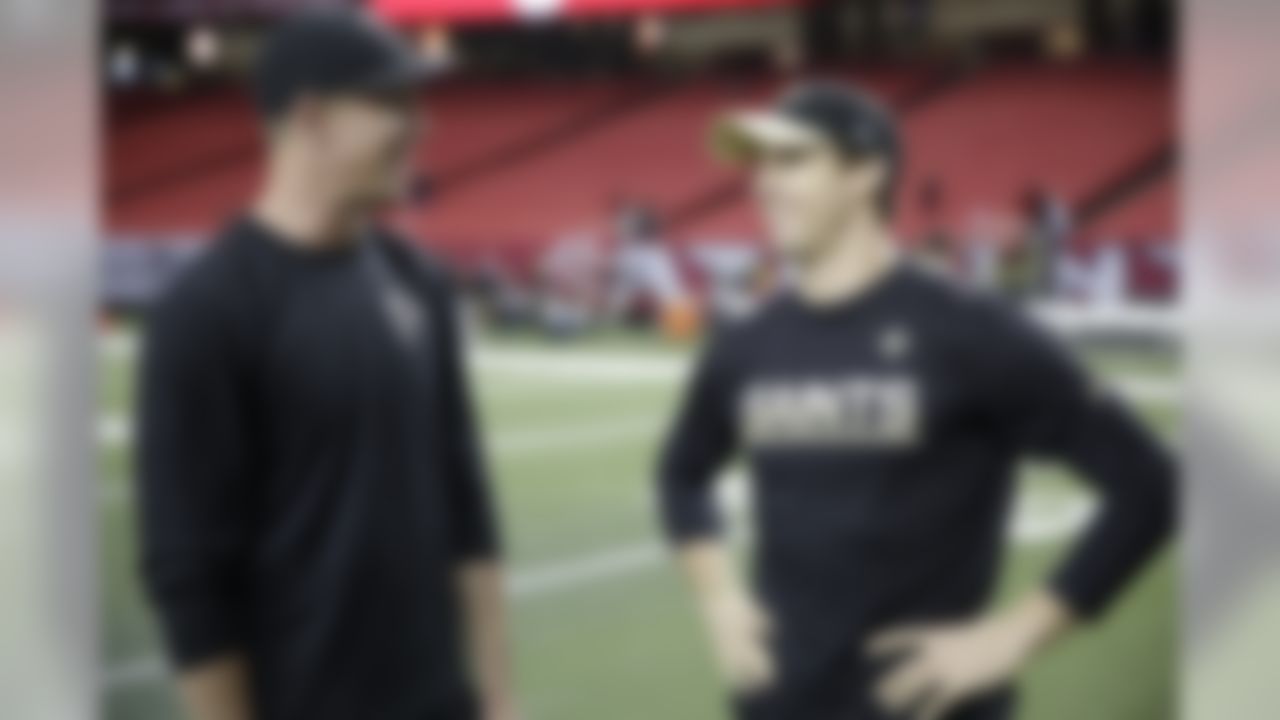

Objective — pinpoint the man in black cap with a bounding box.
[139,8,518,720]
[657,81,1174,720]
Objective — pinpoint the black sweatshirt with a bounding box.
[139,218,498,720]
[658,263,1174,719]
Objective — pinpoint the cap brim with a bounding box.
[352,56,446,95]
[711,110,828,165]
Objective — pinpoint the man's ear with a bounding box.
[289,94,327,137]
[844,157,888,204]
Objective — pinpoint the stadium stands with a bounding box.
[1083,176,1176,243]
[412,67,926,257]
[106,80,638,231]
[895,61,1173,240]
[106,59,1174,266]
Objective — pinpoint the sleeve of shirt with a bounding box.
[657,334,740,543]
[138,294,254,668]
[433,274,501,562]
[988,305,1176,619]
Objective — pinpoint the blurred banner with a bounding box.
[373,0,803,24]
[0,0,97,717]
[20,0,1280,717]
[109,0,803,23]
[1185,0,1280,718]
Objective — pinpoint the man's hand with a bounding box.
[700,585,776,693]
[479,700,523,720]
[176,653,254,720]
[457,562,522,720]
[676,541,776,693]
[866,591,1073,720]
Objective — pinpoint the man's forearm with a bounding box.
[177,653,253,720]
[677,539,762,634]
[675,539,775,692]
[1009,588,1076,658]
[457,560,518,719]
[677,540,736,598]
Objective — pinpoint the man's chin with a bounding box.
[770,232,816,261]
[354,187,406,215]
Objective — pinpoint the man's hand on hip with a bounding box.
[866,590,1074,720]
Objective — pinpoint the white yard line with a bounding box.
[97,415,664,508]
[1108,376,1179,405]
[95,373,1175,451]
[1010,492,1099,543]
[491,416,663,456]
[103,655,166,691]
[101,330,136,363]
[474,349,684,383]
[503,477,1095,602]
[97,415,664,467]
[98,416,664,451]
[98,414,130,448]
[510,543,666,598]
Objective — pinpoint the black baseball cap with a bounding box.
[253,7,434,120]
[712,80,901,169]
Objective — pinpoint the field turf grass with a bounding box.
[101,331,1176,720]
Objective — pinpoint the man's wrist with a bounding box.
[678,542,737,603]
[480,694,518,718]
[1005,589,1076,660]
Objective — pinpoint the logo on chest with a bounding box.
[379,283,430,350]
[740,374,922,450]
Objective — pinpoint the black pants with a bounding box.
[734,684,1014,720]
[256,684,476,720]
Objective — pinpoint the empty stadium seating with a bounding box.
[106,59,1175,265]
[1084,176,1175,243]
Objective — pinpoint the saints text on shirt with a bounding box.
[740,374,922,449]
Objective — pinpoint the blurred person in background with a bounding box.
[998,240,1037,300]
[912,176,957,279]
[537,229,606,339]
[606,197,688,330]
[960,208,1013,295]
[1021,184,1074,298]
[657,82,1174,720]
[138,9,518,720]
[469,250,535,330]
[690,242,765,329]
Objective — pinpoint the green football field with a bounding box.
[99,329,1177,720]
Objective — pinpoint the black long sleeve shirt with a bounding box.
[658,263,1174,718]
[139,218,498,720]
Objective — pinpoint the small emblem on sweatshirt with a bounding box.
[878,323,912,361]
[382,284,427,349]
